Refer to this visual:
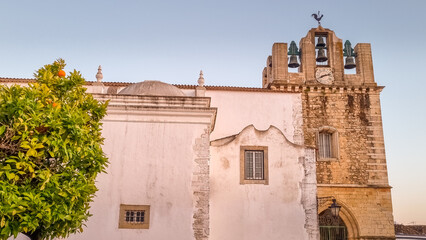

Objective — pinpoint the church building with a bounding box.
[3,25,395,240]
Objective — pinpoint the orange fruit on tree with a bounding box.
[58,70,66,77]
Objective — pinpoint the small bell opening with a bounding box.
[316,36,326,48]
[315,35,328,65]
[344,56,356,69]
[288,41,300,70]
[288,55,300,68]
[343,40,357,72]
[316,48,328,62]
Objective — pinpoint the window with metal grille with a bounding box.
[119,204,150,229]
[125,210,145,223]
[245,150,264,180]
[318,127,339,160]
[240,146,268,185]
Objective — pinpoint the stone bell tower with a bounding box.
[263,25,376,88]
[262,25,395,240]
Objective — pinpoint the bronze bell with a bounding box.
[316,48,328,62]
[344,56,356,69]
[316,36,326,48]
[288,55,300,68]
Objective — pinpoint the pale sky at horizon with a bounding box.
[1,0,425,225]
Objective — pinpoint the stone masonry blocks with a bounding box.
[192,128,210,240]
[272,43,288,82]
[318,187,395,240]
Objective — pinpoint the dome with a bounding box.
[119,81,185,97]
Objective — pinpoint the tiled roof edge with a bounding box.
[0,78,384,92]
[0,78,269,91]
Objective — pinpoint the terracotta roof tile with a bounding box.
[0,77,384,93]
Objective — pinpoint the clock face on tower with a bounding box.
[315,67,334,85]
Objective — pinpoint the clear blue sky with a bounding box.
[1,0,425,225]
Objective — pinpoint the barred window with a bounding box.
[245,150,264,180]
[119,205,150,229]
[318,127,339,160]
[125,210,145,223]
[240,146,268,185]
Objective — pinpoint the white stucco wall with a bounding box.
[6,86,317,240]
[64,94,215,240]
[205,90,303,144]
[205,89,318,240]
[210,125,309,240]
[67,122,204,240]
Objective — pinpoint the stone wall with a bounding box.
[395,224,426,236]
[302,87,395,239]
[192,128,211,240]
[302,88,389,185]
[318,186,394,240]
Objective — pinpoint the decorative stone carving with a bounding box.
[96,65,103,82]
[196,70,206,97]
[198,70,205,87]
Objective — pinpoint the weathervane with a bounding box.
[312,11,324,26]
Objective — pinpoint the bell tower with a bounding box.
[262,20,395,240]
[262,26,376,88]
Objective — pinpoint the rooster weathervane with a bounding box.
[312,11,324,26]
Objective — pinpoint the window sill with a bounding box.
[317,157,339,162]
[240,179,269,185]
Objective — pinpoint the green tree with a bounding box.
[0,59,108,240]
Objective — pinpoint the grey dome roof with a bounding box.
[119,81,185,96]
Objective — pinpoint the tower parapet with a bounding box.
[262,26,377,88]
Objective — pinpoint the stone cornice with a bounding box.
[94,93,212,108]
[269,83,384,93]
[93,94,217,132]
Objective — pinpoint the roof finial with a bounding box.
[312,11,324,26]
[198,70,204,87]
[96,65,103,82]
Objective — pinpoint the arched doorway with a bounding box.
[319,209,347,240]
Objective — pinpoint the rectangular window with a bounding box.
[319,132,332,158]
[244,150,264,180]
[240,146,268,185]
[125,210,145,223]
[318,128,339,160]
[119,204,150,229]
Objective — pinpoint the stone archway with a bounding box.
[319,209,347,240]
[318,199,360,240]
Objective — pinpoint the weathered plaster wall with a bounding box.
[9,120,213,240]
[210,125,316,240]
[64,94,216,240]
[205,90,303,144]
[302,148,320,240]
[192,128,211,240]
[66,121,206,240]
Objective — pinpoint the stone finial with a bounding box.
[195,70,206,97]
[198,70,205,87]
[96,65,103,83]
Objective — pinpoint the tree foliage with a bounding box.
[0,59,108,240]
